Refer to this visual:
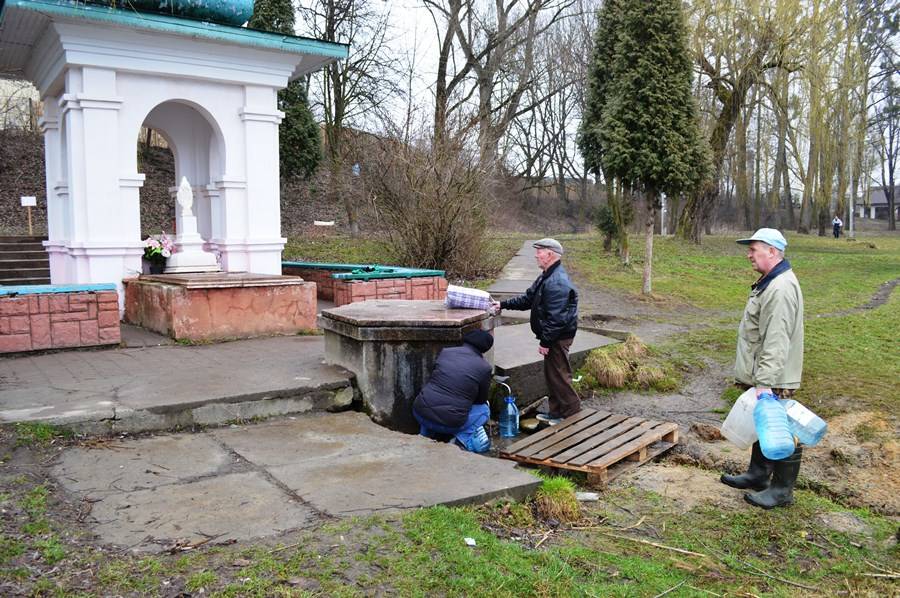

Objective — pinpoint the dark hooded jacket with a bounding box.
[500,261,578,347]
[412,343,492,429]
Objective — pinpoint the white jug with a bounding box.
[720,387,758,450]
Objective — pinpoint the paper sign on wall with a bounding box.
[20,196,37,207]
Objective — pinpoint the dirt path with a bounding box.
[573,275,900,516]
[816,277,898,318]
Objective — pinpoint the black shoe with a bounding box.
[745,446,802,509]
[720,442,773,491]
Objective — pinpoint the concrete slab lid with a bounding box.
[320,299,491,328]
[136,272,305,289]
[493,323,618,370]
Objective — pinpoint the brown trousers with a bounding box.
[545,337,581,418]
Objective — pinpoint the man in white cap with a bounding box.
[721,228,805,509]
[491,238,580,424]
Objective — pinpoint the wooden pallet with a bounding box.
[499,408,679,486]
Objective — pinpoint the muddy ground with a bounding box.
[578,280,900,517]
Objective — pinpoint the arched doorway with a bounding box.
[140,100,225,254]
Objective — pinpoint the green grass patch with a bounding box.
[579,336,680,393]
[185,570,217,592]
[0,535,25,565]
[34,536,66,565]
[14,422,73,447]
[564,233,900,316]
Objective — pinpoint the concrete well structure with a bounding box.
[319,300,495,434]
[0,0,348,305]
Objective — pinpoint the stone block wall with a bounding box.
[282,265,335,300]
[332,277,447,307]
[124,279,317,341]
[281,265,447,307]
[0,290,120,353]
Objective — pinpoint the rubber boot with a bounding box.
[720,442,773,491]
[744,446,802,509]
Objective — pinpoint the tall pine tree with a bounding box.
[249,0,321,180]
[580,0,709,294]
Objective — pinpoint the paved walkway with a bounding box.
[486,239,539,299]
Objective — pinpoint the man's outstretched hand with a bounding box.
[538,346,549,356]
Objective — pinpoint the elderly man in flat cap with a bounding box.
[721,228,805,509]
[491,238,580,425]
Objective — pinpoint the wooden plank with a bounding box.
[587,423,679,469]
[589,441,675,488]
[530,414,631,461]
[567,420,660,466]
[512,411,619,459]
[547,417,645,464]
[502,408,599,454]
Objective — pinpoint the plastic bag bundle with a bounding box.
[445,285,493,310]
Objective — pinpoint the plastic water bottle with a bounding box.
[499,396,519,438]
[753,392,794,460]
[779,399,828,446]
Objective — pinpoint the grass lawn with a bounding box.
[563,233,900,416]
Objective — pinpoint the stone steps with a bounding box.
[0,236,49,285]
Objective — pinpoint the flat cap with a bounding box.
[532,238,564,255]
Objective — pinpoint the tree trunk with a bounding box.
[643,192,656,295]
[735,107,751,229]
[753,93,762,229]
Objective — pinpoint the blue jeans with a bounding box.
[413,403,490,448]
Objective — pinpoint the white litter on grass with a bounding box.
[464,537,477,547]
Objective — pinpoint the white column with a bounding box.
[871,206,876,219]
[234,85,285,274]
[40,97,67,283]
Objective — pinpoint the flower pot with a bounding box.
[143,256,167,275]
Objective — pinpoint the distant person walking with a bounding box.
[491,238,580,425]
[721,228,805,509]
[832,214,843,238]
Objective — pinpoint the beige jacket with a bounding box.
[734,268,804,389]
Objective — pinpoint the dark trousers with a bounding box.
[545,337,581,418]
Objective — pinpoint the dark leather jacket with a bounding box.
[501,261,578,347]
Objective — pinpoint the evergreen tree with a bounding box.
[579,0,709,293]
[249,0,321,180]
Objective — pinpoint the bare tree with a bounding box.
[423,0,575,170]
[299,0,400,236]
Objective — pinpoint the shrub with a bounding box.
[367,134,492,278]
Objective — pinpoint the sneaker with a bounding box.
[536,413,562,426]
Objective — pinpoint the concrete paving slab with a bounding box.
[50,413,540,552]
[87,472,317,551]
[210,412,417,468]
[0,336,355,433]
[261,413,540,516]
[52,434,231,495]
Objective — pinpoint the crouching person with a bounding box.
[412,330,494,453]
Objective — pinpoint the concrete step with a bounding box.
[0,267,50,278]
[0,276,51,285]
[0,243,45,251]
[0,335,358,435]
[492,323,619,407]
[0,250,48,260]
[0,259,49,270]
[0,236,46,245]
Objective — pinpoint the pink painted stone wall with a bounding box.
[280,266,447,307]
[124,280,317,341]
[0,291,120,353]
[332,276,447,307]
